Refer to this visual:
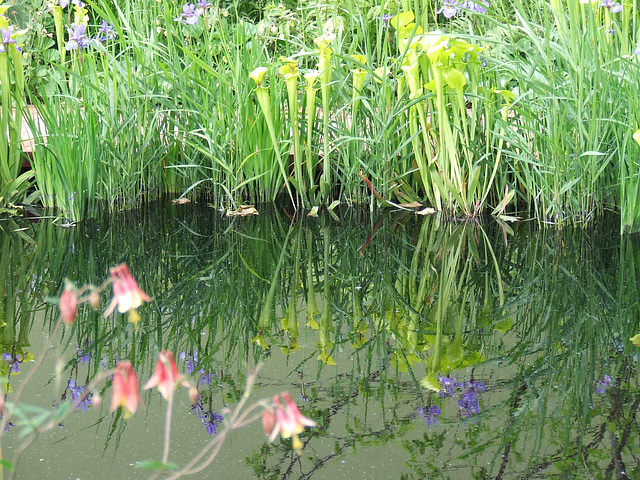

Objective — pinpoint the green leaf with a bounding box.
[135,460,179,471]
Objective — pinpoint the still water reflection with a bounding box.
[0,201,638,479]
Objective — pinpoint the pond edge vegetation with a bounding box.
[1,0,640,233]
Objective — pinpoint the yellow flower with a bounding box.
[249,66,268,86]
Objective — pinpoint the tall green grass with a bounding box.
[11,0,640,231]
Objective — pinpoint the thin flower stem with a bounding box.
[0,314,64,434]
[162,395,173,465]
[163,366,263,479]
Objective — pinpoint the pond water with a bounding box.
[0,201,639,479]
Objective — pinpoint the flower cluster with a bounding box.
[420,375,487,422]
[417,405,441,425]
[59,263,151,326]
[179,351,215,386]
[175,1,212,25]
[262,392,317,454]
[437,0,489,18]
[2,352,29,374]
[66,378,93,411]
[65,20,116,51]
[193,399,224,435]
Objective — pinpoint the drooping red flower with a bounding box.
[143,351,190,400]
[111,361,140,418]
[59,281,78,325]
[103,264,151,320]
[265,392,316,454]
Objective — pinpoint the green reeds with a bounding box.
[0,12,32,209]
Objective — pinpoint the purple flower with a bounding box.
[199,372,214,386]
[75,344,92,365]
[193,399,223,434]
[457,389,481,417]
[196,0,212,14]
[59,0,70,7]
[437,375,457,397]
[634,45,640,56]
[596,375,613,394]
[66,23,89,51]
[437,0,460,18]
[67,379,92,411]
[97,20,116,42]
[599,0,623,11]
[377,14,394,25]
[418,405,442,426]
[461,0,490,12]
[175,3,202,25]
[201,411,223,434]
[3,352,26,374]
[181,351,215,385]
[0,27,21,54]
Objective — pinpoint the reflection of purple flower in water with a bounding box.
[438,375,457,397]
[456,381,485,418]
[418,406,442,426]
[201,410,223,434]
[457,390,480,417]
[596,375,613,394]
[67,379,92,411]
[180,351,215,385]
[193,399,223,435]
[75,344,92,365]
[3,352,27,374]
[180,351,199,375]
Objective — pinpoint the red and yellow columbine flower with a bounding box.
[103,264,152,325]
[59,280,78,325]
[111,361,140,418]
[263,392,316,454]
[143,351,194,401]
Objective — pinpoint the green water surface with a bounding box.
[0,201,637,479]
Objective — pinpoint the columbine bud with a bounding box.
[59,281,78,325]
[92,394,101,407]
[262,408,276,437]
[89,291,100,309]
[188,387,199,405]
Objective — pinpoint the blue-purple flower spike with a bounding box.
[418,406,442,426]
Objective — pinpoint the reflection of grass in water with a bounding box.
[2,206,640,478]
